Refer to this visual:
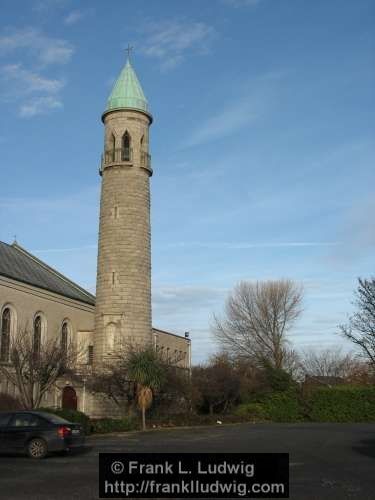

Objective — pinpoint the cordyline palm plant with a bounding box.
[127,346,165,431]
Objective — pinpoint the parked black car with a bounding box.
[0,411,85,458]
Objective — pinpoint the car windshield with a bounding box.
[39,412,71,424]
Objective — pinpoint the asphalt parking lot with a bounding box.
[0,422,374,500]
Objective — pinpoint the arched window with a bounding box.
[111,133,116,162]
[61,322,69,354]
[0,308,11,362]
[122,131,131,161]
[33,315,42,356]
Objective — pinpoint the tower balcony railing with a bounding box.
[99,148,152,175]
[101,147,133,168]
[141,152,152,171]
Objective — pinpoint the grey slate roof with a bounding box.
[0,241,95,306]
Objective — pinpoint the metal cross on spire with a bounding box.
[125,44,134,62]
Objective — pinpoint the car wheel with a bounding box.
[27,438,48,459]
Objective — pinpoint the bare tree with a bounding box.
[212,280,303,369]
[0,326,79,409]
[301,348,357,379]
[340,277,375,366]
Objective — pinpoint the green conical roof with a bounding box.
[105,59,151,118]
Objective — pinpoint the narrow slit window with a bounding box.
[111,134,116,162]
[122,132,131,161]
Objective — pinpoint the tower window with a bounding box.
[114,206,118,219]
[0,308,11,362]
[111,133,116,162]
[122,131,131,161]
[112,272,115,285]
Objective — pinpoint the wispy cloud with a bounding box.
[221,0,261,7]
[184,71,285,147]
[2,64,64,94]
[64,10,84,25]
[64,8,93,26]
[32,0,68,13]
[0,28,73,117]
[32,244,97,254]
[139,20,215,70]
[0,63,65,117]
[153,285,227,319]
[18,96,62,117]
[333,195,375,262]
[166,241,341,250]
[0,28,74,65]
[186,99,258,147]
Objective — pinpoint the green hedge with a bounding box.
[90,417,138,434]
[235,390,304,422]
[306,386,375,423]
[235,386,375,423]
[38,408,92,434]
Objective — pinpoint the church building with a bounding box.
[0,57,191,417]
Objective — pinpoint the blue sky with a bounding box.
[0,0,374,363]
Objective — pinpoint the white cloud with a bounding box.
[32,0,68,13]
[0,28,74,65]
[166,241,341,250]
[1,63,65,117]
[18,96,63,117]
[139,20,215,70]
[184,72,285,147]
[32,244,97,253]
[64,10,84,25]
[186,99,258,147]
[221,0,261,6]
[333,195,375,262]
[2,64,64,94]
[64,8,94,26]
[0,28,73,117]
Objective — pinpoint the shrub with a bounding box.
[262,361,297,392]
[91,417,138,434]
[306,386,375,422]
[235,390,304,422]
[0,393,23,411]
[262,391,304,422]
[38,407,91,434]
[234,402,266,420]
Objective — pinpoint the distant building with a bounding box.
[303,375,345,388]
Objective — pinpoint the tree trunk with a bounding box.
[142,406,146,431]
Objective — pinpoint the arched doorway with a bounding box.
[62,386,77,410]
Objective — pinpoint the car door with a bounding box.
[4,413,41,451]
[0,413,12,451]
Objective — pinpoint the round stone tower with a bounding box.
[94,57,153,365]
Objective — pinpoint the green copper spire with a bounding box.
[105,58,151,119]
